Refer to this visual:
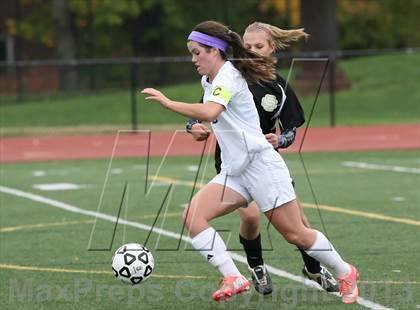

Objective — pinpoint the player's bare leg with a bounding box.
[182,183,251,301]
[265,199,359,303]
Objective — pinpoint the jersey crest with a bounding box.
[261,94,278,112]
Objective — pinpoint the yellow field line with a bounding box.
[137,212,183,220]
[0,219,95,233]
[150,176,420,226]
[0,212,184,233]
[0,264,207,280]
[301,203,420,226]
[150,176,204,189]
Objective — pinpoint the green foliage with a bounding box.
[9,0,263,58]
[13,0,54,47]
[5,0,419,61]
[338,0,420,49]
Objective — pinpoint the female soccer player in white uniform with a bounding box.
[142,20,359,304]
[186,22,339,295]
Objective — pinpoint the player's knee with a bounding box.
[241,212,260,227]
[283,231,306,247]
[285,232,313,248]
[239,207,260,226]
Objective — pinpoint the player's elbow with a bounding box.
[202,115,217,122]
[201,110,219,122]
[199,102,224,122]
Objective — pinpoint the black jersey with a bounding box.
[248,74,305,135]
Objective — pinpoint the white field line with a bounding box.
[0,185,393,310]
[342,161,420,174]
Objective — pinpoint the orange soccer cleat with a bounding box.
[212,275,251,301]
[337,264,359,304]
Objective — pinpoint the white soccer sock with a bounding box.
[305,230,351,278]
[191,227,241,277]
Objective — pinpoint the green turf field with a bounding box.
[1,150,418,309]
[1,53,419,131]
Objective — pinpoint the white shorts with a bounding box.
[209,149,296,212]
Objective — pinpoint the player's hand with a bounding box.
[265,133,279,148]
[141,88,171,108]
[190,123,211,141]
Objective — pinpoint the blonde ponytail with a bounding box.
[245,22,309,51]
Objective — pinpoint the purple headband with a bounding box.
[188,31,228,52]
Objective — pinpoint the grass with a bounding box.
[0,150,419,309]
[0,53,419,132]
[285,53,420,126]
[0,83,202,128]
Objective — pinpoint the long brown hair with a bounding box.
[245,22,309,51]
[191,21,276,83]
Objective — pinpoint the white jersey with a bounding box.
[202,61,272,175]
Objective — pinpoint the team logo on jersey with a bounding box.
[261,94,278,112]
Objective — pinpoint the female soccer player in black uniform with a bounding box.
[186,22,339,295]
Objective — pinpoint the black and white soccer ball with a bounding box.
[111,243,154,285]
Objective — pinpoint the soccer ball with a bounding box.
[111,243,154,285]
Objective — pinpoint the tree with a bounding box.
[52,0,78,90]
[298,0,350,94]
[338,0,420,49]
[301,0,337,51]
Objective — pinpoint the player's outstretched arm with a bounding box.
[142,88,224,122]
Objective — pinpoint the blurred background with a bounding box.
[0,0,419,133]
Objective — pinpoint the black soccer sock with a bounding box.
[239,234,264,268]
[298,248,322,273]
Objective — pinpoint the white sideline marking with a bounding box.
[32,169,73,177]
[185,165,199,172]
[32,183,83,191]
[0,185,394,310]
[32,171,46,177]
[391,197,406,202]
[342,161,420,174]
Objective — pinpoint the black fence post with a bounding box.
[15,65,24,101]
[15,0,23,101]
[130,62,138,131]
[87,0,96,91]
[329,51,336,127]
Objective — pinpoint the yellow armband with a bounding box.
[212,86,232,103]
